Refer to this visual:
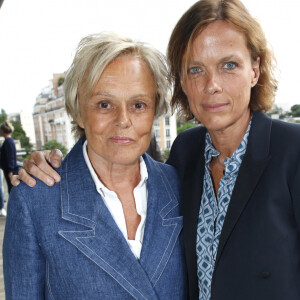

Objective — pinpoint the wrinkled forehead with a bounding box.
[84,52,154,90]
[78,54,157,102]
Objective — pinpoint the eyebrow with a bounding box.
[91,91,153,100]
[217,55,241,64]
[189,54,242,66]
[188,60,205,66]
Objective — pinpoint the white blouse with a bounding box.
[82,141,148,259]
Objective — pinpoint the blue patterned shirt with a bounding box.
[196,120,252,299]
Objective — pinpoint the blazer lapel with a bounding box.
[215,111,272,267]
[139,154,183,287]
[182,128,206,295]
[58,139,159,300]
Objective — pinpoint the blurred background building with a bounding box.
[32,73,75,151]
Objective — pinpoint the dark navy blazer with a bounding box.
[3,138,187,300]
[168,111,300,300]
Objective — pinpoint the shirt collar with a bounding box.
[82,140,148,198]
[204,117,252,173]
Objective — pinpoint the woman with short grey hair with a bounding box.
[64,32,169,138]
[3,32,187,299]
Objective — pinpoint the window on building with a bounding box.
[155,130,160,138]
[154,120,159,126]
[166,140,171,149]
[165,116,170,126]
[166,129,170,137]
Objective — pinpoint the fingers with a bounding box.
[10,174,21,187]
[22,159,55,186]
[15,149,62,187]
[18,168,37,187]
[23,151,61,186]
[48,149,63,168]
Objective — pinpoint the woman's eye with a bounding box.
[134,102,146,110]
[224,62,237,70]
[98,101,110,109]
[188,66,202,74]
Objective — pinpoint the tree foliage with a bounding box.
[0,108,7,124]
[11,120,33,155]
[57,77,65,87]
[162,149,170,162]
[291,104,300,117]
[42,140,68,157]
[177,122,196,135]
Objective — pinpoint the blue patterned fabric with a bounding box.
[196,120,252,299]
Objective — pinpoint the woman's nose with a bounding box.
[204,72,223,95]
[116,106,131,128]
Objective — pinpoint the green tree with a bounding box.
[177,122,196,135]
[291,104,300,117]
[42,140,68,157]
[0,108,7,124]
[162,149,170,162]
[11,120,33,155]
[57,77,65,86]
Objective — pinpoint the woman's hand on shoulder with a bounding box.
[11,149,63,187]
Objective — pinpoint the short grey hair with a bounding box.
[64,32,170,138]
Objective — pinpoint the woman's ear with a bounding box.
[76,114,84,129]
[251,57,260,87]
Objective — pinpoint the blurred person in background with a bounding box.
[0,121,18,195]
[3,32,187,299]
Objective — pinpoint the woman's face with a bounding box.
[181,20,260,133]
[77,55,156,167]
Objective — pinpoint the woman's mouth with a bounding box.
[109,136,134,145]
[202,103,229,112]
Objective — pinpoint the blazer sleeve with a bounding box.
[3,186,46,299]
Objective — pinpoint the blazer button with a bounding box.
[261,271,270,279]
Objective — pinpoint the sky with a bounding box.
[0,0,300,114]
